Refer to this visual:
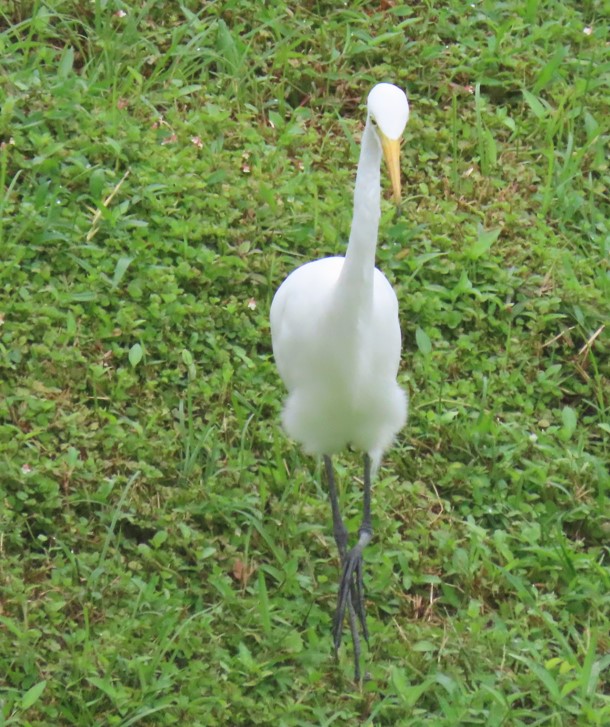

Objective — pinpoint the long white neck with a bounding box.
[337,119,381,304]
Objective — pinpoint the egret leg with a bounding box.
[324,456,362,681]
[333,454,372,660]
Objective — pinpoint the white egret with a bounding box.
[270,83,409,680]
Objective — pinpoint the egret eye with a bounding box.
[370,117,378,127]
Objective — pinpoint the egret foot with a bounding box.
[324,454,374,681]
[332,526,372,656]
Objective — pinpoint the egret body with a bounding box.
[270,83,410,680]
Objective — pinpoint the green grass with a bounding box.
[1,0,609,724]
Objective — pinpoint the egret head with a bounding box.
[367,83,409,204]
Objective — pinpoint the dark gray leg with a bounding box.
[332,454,372,661]
[324,456,362,681]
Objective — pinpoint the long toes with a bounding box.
[332,552,361,649]
[354,557,369,643]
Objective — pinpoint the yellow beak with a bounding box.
[380,134,402,205]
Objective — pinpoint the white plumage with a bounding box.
[270,257,406,468]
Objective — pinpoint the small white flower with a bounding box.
[22,464,33,474]
[583,26,592,35]
[247,298,257,311]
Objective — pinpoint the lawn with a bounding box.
[1,1,609,724]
